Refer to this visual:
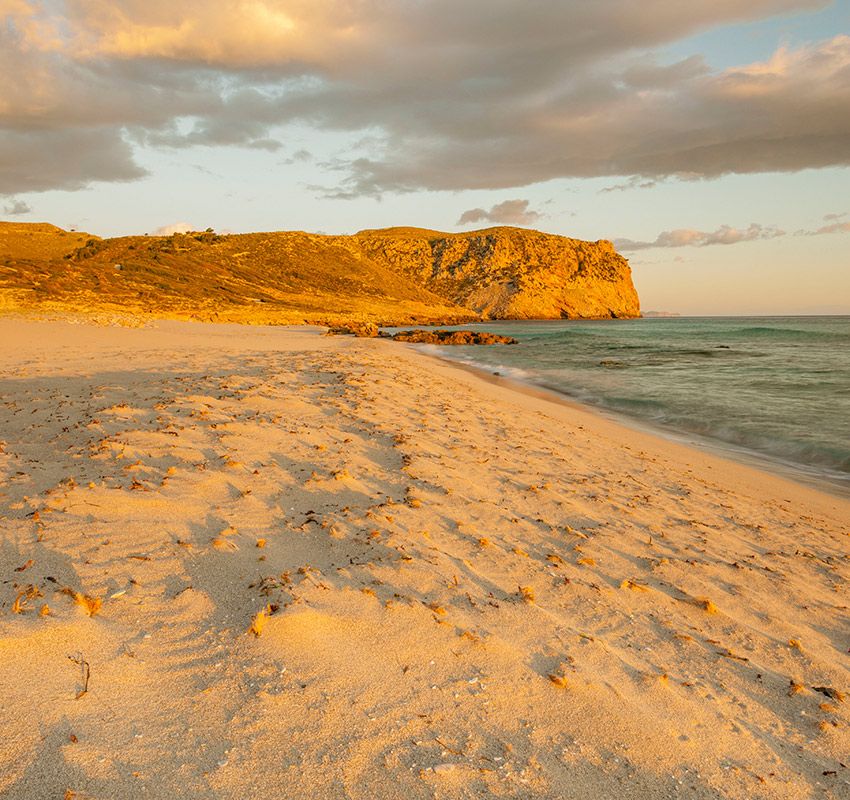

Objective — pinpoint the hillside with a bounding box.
[0,222,640,323]
[0,226,472,325]
[0,222,94,261]
[346,227,640,319]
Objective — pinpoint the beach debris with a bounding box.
[12,584,42,614]
[788,679,807,696]
[71,592,103,617]
[67,653,90,699]
[620,579,648,592]
[212,526,239,551]
[62,589,102,617]
[813,686,845,702]
[248,604,276,637]
[518,585,536,603]
[715,647,748,662]
[548,672,569,688]
[576,557,595,567]
[696,598,718,614]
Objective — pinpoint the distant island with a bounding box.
[641,310,681,318]
[0,222,640,325]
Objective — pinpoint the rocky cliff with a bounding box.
[0,222,640,323]
[343,227,640,319]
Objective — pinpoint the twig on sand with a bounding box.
[67,652,90,699]
[435,737,464,756]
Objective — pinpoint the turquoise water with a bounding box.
[418,317,850,492]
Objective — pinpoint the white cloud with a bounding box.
[2,198,31,215]
[616,223,785,251]
[601,178,658,193]
[796,220,850,236]
[457,199,541,227]
[150,221,194,235]
[622,213,850,251]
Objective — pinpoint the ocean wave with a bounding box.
[439,351,534,382]
[422,317,850,488]
[728,325,850,342]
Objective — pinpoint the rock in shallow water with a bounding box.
[391,329,517,345]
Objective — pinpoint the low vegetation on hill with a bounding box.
[0,222,640,324]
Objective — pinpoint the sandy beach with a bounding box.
[0,317,847,800]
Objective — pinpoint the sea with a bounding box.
[410,316,850,494]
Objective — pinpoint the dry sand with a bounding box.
[0,318,847,800]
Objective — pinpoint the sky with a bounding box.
[1,0,849,315]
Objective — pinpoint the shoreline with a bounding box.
[410,343,850,500]
[384,337,850,522]
[1,317,848,799]
[5,309,848,495]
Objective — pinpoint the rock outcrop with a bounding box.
[325,323,380,338]
[342,226,640,319]
[391,329,518,345]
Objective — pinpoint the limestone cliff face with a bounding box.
[340,227,640,319]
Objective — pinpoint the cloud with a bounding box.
[791,211,850,235]
[796,220,850,236]
[280,148,313,165]
[0,128,148,194]
[30,1,822,68]
[1,0,845,197]
[334,32,850,195]
[2,198,31,215]
[457,199,541,227]
[150,221,195,235]
[600,177,659,193]
[616,223,785,251]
